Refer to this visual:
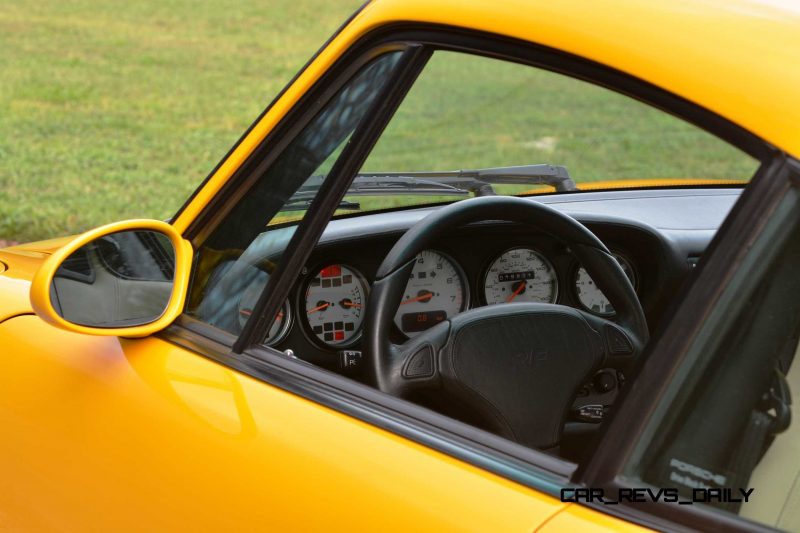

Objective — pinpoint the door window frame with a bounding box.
[576,156,799,531]
[161,24,784,524]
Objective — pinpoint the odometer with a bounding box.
[394,250,467,338]
[303,264,369,347]
[483,247,558,305]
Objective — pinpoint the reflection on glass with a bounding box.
[51,230,175,327]
[189,51,405,334]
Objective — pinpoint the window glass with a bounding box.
[189,49,759,337]
[340,51,757,215]
[625,188,800,529]
[187,51,404,333]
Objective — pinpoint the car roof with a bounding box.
[356,0,800,157]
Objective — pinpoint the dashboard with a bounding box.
[248,187,742,372]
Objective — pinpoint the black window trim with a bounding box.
[162,22,782,529]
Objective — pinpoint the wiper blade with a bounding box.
[285,164,575,210]
[289,174,472,204]
[343,175,472,196]
[359,164,575,195]
[280,198,362,212]
[282,175,470,212]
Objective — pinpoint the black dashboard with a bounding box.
[262,188,741,372]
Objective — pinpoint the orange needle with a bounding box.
[307,303,330,314]
[400,292,434,305]
[342,302,362,309]
[506,281,526,303]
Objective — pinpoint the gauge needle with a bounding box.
[307,302,330,314]
[506,281,526,303]
[400,291,434,305]
[340,299,362,309]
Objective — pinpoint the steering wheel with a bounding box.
[363,196,648,449]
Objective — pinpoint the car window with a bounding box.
[365,51,756,178]
[338,51,758,216]
[623,186,800,530]
[185,42,765,468]
[187,51,404,332]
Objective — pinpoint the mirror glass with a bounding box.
[51,230,175,328]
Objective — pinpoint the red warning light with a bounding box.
[320,265,342,278]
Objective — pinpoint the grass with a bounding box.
[0,0,363,243]
[360,52,755,179]
[347,51,757,214]
[1,1,757,243]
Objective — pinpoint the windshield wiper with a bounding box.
[281,198,363,212]
[359,164,575,195]
[281,175,470,211]
[283,164,574,211]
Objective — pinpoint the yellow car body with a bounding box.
[1,0,798,530]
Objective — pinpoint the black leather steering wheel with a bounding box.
[364,196,648,449]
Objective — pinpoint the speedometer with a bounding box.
[574,253,636,316]
[483,247,558,305]
[303,264,369,347]
[394,250,468,338]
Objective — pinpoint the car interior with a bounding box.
[194,186,739,456]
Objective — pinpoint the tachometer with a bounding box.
[483,247,558,304]
[574,253,636,316]
[303,264,369,347]
[394,250,468,338]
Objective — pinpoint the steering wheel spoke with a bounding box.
[392,320,449,391]
[574,310,644,372]
[372,326,448,397]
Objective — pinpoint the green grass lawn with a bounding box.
[1,1,757,244]
[0,0,362,243]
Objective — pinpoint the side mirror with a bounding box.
[30,219,192,336]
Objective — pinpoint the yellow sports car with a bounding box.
[2,0,799,530]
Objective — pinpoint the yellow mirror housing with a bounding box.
[29,219,193,337]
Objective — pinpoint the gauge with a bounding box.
[483,247,558,305]
[574,253,636,316]
[393,250,468,338]
[303,264,369,347]
[237,277,293,346]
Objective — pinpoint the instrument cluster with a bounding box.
[245,242,639,351]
